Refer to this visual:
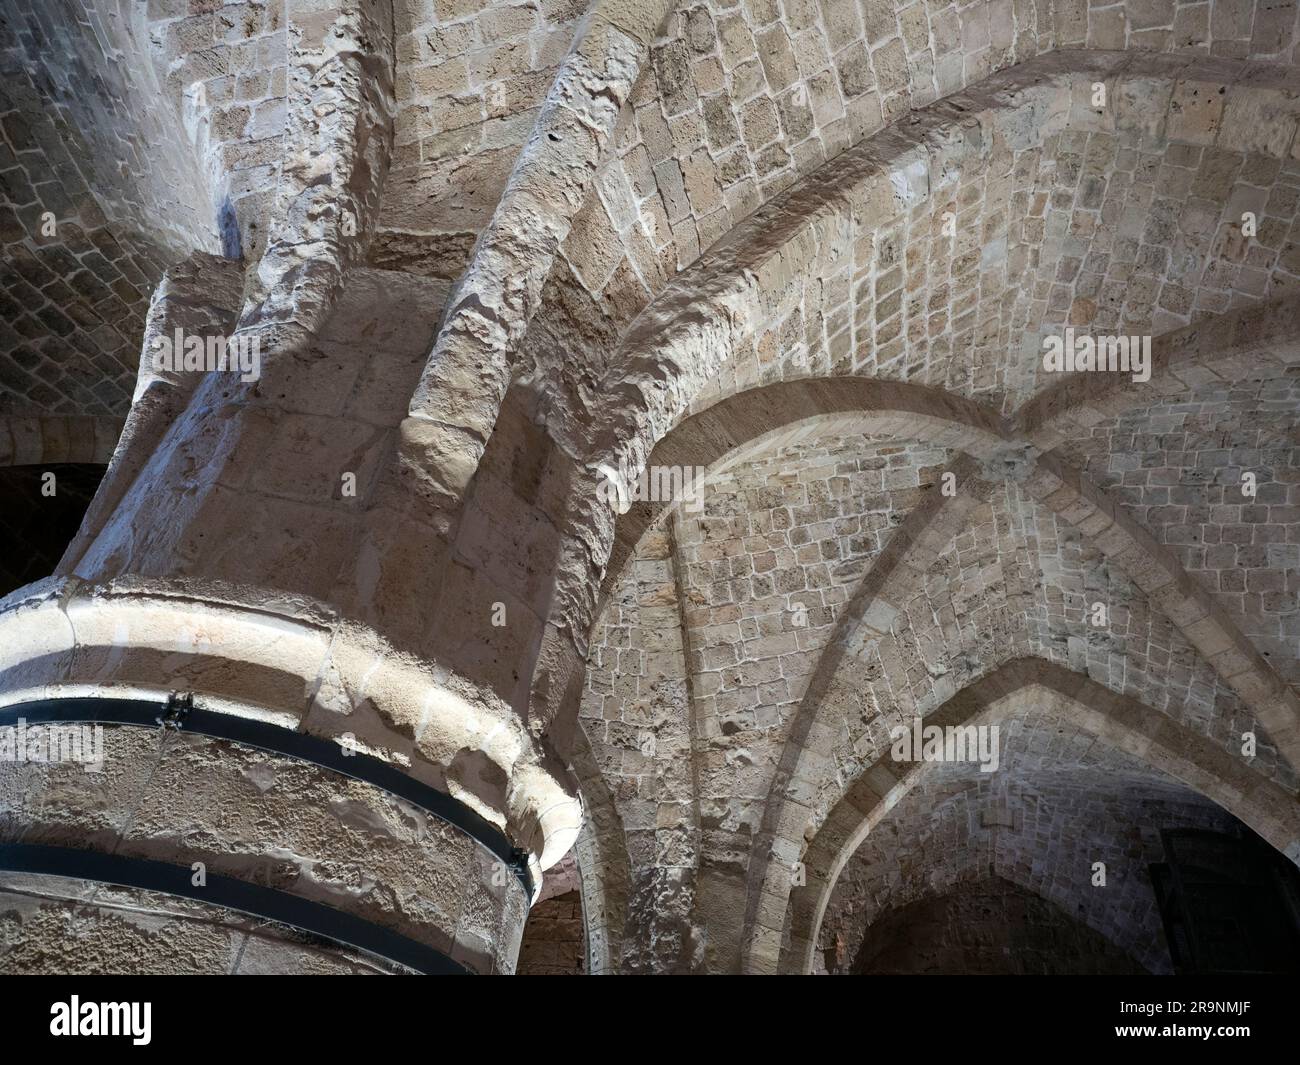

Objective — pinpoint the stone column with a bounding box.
[0,260,582,974]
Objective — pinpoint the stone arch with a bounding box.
[737,460,1265,960]
[765,658,1300,973]
[525,2,1300,449]
[525,365,1024,737]
[735,451,1000,955]
[532,356,1300,758]
[1019,295,1300,451]
[814,721,1248,974]
[1049,359,1300,689]
[839,875,1153,974]
[536,50,1300,476]
[553,376,1299,969]
[599,378,1009,607]
[567,719,633,974]
[547,359,1300,968]
[522,49,1300,741]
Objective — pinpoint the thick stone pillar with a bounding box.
[0,261,581,974]
[0,719,530,974]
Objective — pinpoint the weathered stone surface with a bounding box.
[3,0,1299,978]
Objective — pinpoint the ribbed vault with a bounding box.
[3,0,1298,977]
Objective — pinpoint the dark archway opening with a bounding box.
[851,877,1148,976]
[1151,828,1300,975]
[0,463,105,596]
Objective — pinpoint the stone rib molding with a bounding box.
[58,253,246,577]
[525,48,1300,746]
[240,0,397,343]
[579,50,1300,492]
[740,454,997,970]
[601,380,1012,605]
[526,1,1300,456]
[564,381,1300,971]
[402,0,678,504]
[567,721,631,975]
[529,377,1014,736]
[536,364,1300,747]
[1019,295,1300,449]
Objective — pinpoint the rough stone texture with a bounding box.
[3,0,1299,976]
[142,0,290,265]
[1,0,218,255]
[524,53,1300,749]
[771,667,1300,973]
[372,0,588,279]
[525,37,1300,453]
[582,428,1299,971]
[579,435,953,968]
[401,0,677,510]
[0,0,220,417]
[582,514,701,971]
[0,725,530,973]
[1057,367,1300,688]
[0,877,414,974]
[553,53,1300,477]
[0,77,167,416]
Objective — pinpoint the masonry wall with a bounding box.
[516,890,586,975]
[579,433,948,969]
[1060,367,1300,691]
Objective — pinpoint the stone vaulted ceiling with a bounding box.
[0,0,1298,976]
